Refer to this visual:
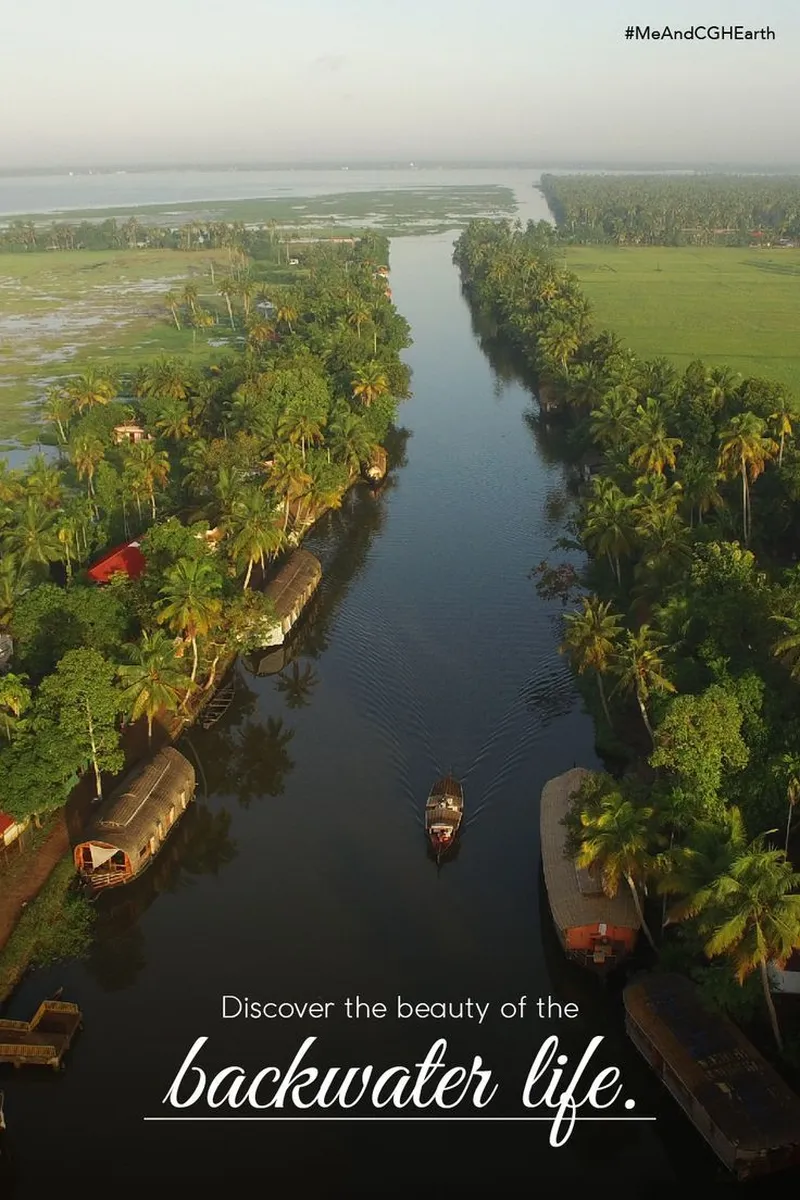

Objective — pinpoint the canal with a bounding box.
[1,226,755,1194]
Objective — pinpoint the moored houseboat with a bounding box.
[74,747,196,890]
[363,446,388,485]
[425,775,463,859]
[540,768,640,971]
[259,549,322,647]
[624,972,800,1180]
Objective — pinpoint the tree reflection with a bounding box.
[274,661,319,709]
[83,801,237,991]
[234,715,295,806]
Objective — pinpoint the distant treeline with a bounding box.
[0,217,296,259]
[540,174,800,246]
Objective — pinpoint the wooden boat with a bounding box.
[200,674,235,729]
[0,999,82,1070]
[0,1090,5,1131]
[540,768,639,972]
[74,747,196,891]
[625,973,800,1180]
[425,775,463,858]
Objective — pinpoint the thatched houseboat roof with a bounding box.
[625,973,800,1153]
[77,747,195,859]
[540,768,640,932]
[263,549,322,620]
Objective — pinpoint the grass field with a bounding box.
[5,186,515,230]
[565,246,800,397]
[0,247,285,445]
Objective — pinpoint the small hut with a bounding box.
[74,747,196,890]
[624,973,800,1180]
[363,445,388,484]
[259,550,322,647]
[540,768,640,970]
[112,423,151,445]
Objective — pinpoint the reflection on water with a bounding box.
[83,803,237,992]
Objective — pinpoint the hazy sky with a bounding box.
[2,0,798,167]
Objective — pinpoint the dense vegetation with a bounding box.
[0,215,304,261]
[455,219,800,1053]
[0,233,411,824]
[541,174,800,245]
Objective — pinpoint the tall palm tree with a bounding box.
[129,441,170,519]
[70,434,105,498]
[351,362,389,408]
[156,558,223,683]
[2,497,62,570]
[657,807,747,923]
[582,478,635,585]
[770,400,797,468]
[226,488,285,589]
[0,672,31,741]
[575,789,659,950]
[43,384,74,443]
[697,838,800,1050]
[218,278,237,330]
[718,412,777,544]
[156,398,192,441]
[612,624,676,746]
[771,611,800,681]
[165,290,182,330]
[277,407,326,464]
[66,367,117,414]
[117,630,190,743]
[560,596,622,726]
[328,410,376,474]
[628,398,682,475]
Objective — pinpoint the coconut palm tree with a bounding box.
[328,409,376,474]
[628,398,683,475]
[156,558,224,683]
[156,398,192,441]
[582,478,636,585]
[165,290,182,330]
[771,612,800,681]
[66,367,118,414]
[277,407,326,464]
[351,361,389,408]
[574,788,659,950]
[718,412,778,544]
[225,487,286,589]
[770,399,797,468]
[612,624,676,746]
[70,434,105,498]
[560,596,622,726]
[697,838,800,1050]
[43,384,74,443]
[128,441,170,519]
[117,630,190,743]
[0,672,31,741]
[657,807,747,923]
[2,497,62,570]
[218,278,237,330]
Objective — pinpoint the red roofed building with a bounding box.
[0,810,29,847]
[87,540,146,584]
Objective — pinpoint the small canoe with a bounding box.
[425,775,463,858]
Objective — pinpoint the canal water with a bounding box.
[1,228,767,1195]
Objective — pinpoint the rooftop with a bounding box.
[625,973,800,1153]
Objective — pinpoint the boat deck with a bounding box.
[0,1001,82,1069]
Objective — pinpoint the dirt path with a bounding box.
[0,814,70,952]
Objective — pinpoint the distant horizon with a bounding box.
[2,159,800,178]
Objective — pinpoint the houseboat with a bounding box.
[624,972,800,1180]
[0,999,82,1070]
[363,446,388,485]
[540,768,640,971]
[74,747,196,891]
[259,549,322,647]
[425,775,464,859]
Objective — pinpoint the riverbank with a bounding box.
[0,452,384,1003]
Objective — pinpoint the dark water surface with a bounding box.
[1,233,771,1196]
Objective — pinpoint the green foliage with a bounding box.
[650,685,749,817]
[10,582,135,677]
[0,857,94,1001]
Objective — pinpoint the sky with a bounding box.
[2,0,798,168]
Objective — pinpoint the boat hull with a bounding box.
[425,775,464,856]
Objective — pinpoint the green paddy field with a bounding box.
[565,245,800,396]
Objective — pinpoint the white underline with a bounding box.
[143,1115,656,1122]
